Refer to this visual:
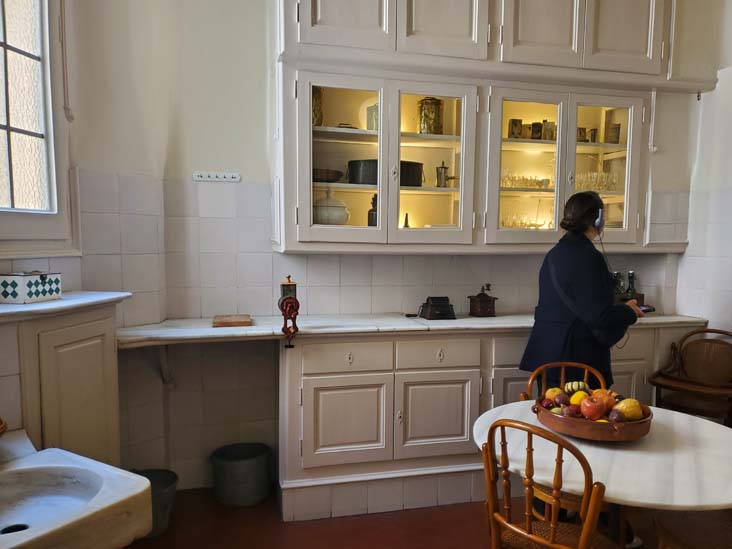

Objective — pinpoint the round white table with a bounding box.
[473,401,732,511]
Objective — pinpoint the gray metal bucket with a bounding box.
[210,443,272,507]
[136,469,178,539]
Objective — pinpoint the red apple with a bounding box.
[580,396,607,421]
[541,398,555,410]
[554,392,571,406]
[592,389,617,411]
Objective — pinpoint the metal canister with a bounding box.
[312,86,323,127]
[366,103,379,131]
[418,96,443,135]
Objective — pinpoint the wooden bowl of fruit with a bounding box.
[532,382,653,442]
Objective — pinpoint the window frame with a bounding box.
[0,0,79,259]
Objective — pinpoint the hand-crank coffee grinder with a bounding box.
[278,275,299,348]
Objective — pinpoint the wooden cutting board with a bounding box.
[212,314,253,327]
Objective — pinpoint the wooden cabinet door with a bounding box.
[38,317,119,465]
[302,373,394,467]
[491,366,531,407]
[299,0,396,51]
[584,0,665,74]
[610,359,652,403]
[396,0,489,59]
[394,369,480,459]
[500,0,586,68]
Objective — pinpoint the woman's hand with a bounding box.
[625,299,645,318]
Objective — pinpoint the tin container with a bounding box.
[418,97,443,135]
[0,271,62,304]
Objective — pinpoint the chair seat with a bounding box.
[500,520,617,549]
[654,509,732,549]
[660,390,732,417]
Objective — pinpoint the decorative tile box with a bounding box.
[0,272,62,304]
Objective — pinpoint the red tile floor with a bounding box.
[130,489,660,549]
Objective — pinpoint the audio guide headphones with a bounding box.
[595,207,605,231]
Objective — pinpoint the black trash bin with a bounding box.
[136,469,178,539]
[210,443,272,506]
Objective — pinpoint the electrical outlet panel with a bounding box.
[193,172,241,182]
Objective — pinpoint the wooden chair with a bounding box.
[654,509,732,549]
[648,328,732,427]
[482,419,614,549]
[519,362,607,402]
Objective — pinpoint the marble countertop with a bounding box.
[473,401,732,510]
[0,291,131,323]
[116,313,707,349]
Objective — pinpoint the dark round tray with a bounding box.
[532,401,652,442]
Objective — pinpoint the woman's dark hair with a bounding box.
[560,191,604,233]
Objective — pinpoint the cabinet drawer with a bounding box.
[612,330,654,361]
[396,339,480,369]
[302,341,393,374]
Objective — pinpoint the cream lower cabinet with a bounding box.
[491,366,531,407]
[20,306,120,466]
[394,369,480,459]
[302,372,394,468]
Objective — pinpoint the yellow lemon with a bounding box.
[569,390,589,406]
[612,398,643,421]
[595,419,609,423]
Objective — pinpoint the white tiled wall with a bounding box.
[79,169,165,327]
[648,190,690,243]
[0,324,21,431]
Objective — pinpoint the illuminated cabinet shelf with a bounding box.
[297,71,477,245]
[486,87,644,245]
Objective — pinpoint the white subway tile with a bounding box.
[239,387,277,422]
[437,472,472,505]
[307,286,340,314]
[237,253,273,286]
[272,253,307,286]
[237,217,273,253]
[203,390,240,425]
[169,424,205,462]
[166,287,202,319]
[79,170,118,213]
[0,375,21,429]
[122,255,160,292]
[82,255,122,291]
[238,286,274,315]
[0,259,11,272]
[490,257,518,286]
[307,255,340,286]
[372,286,403,314]
[82,213,121,254]
[707,189,732,225]
[332,483,368,517]
[367,479,403,513]
[120,215,158,254]
[403,256,433,286]
[169,391,204,427]
[403,476,438,509]
[707,258,732,290]
[126,438,166,470]
[518,285,539,313]
[128,401,165,445]
[170,458,212,490]
[339,256,372,286]
[166,253,200,288]
[201,287,237,317]
[433,256,467,285]
[11,258,50,273]
[706,223,732,257]
[203,422,240,457]
[198,182,237,218]
[339,285,371,314]
[491,285,519,315]
[202,358,238,393]
[239,420,278,449]
[0,325,19,377]
[236,182,272,219]
[164,179,198,217]
[464,256,491,286]
[123,291,161,327]
[165,217,199,253]
[372,256,403,286]
[200,218,237,253]
[119,174,162,215]
[293,486,331,521]
[49,257,82,291]
[402,285,431,314]
[200,253,236,288]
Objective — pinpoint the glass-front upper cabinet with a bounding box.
[387,82,477,244]
[567,94,643,243]
[297,72,388,243]
[485,88,568,243]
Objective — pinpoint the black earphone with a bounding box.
[595,207,605,231]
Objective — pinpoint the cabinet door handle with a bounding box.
[567,171,575,189]
[437,348,445,362]
[391,166,398,180]
[346,352,354,365]
[397,411,403,424]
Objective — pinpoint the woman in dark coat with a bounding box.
[519,191,644,388]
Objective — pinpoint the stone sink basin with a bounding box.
[0,437,151,548]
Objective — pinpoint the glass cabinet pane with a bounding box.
[499,99,560,231]
[397,93,462,230]
[311,86,381,228]
[573,105,629,229]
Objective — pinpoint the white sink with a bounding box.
[0,439,151,549]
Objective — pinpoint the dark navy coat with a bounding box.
[519,232,637,387]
